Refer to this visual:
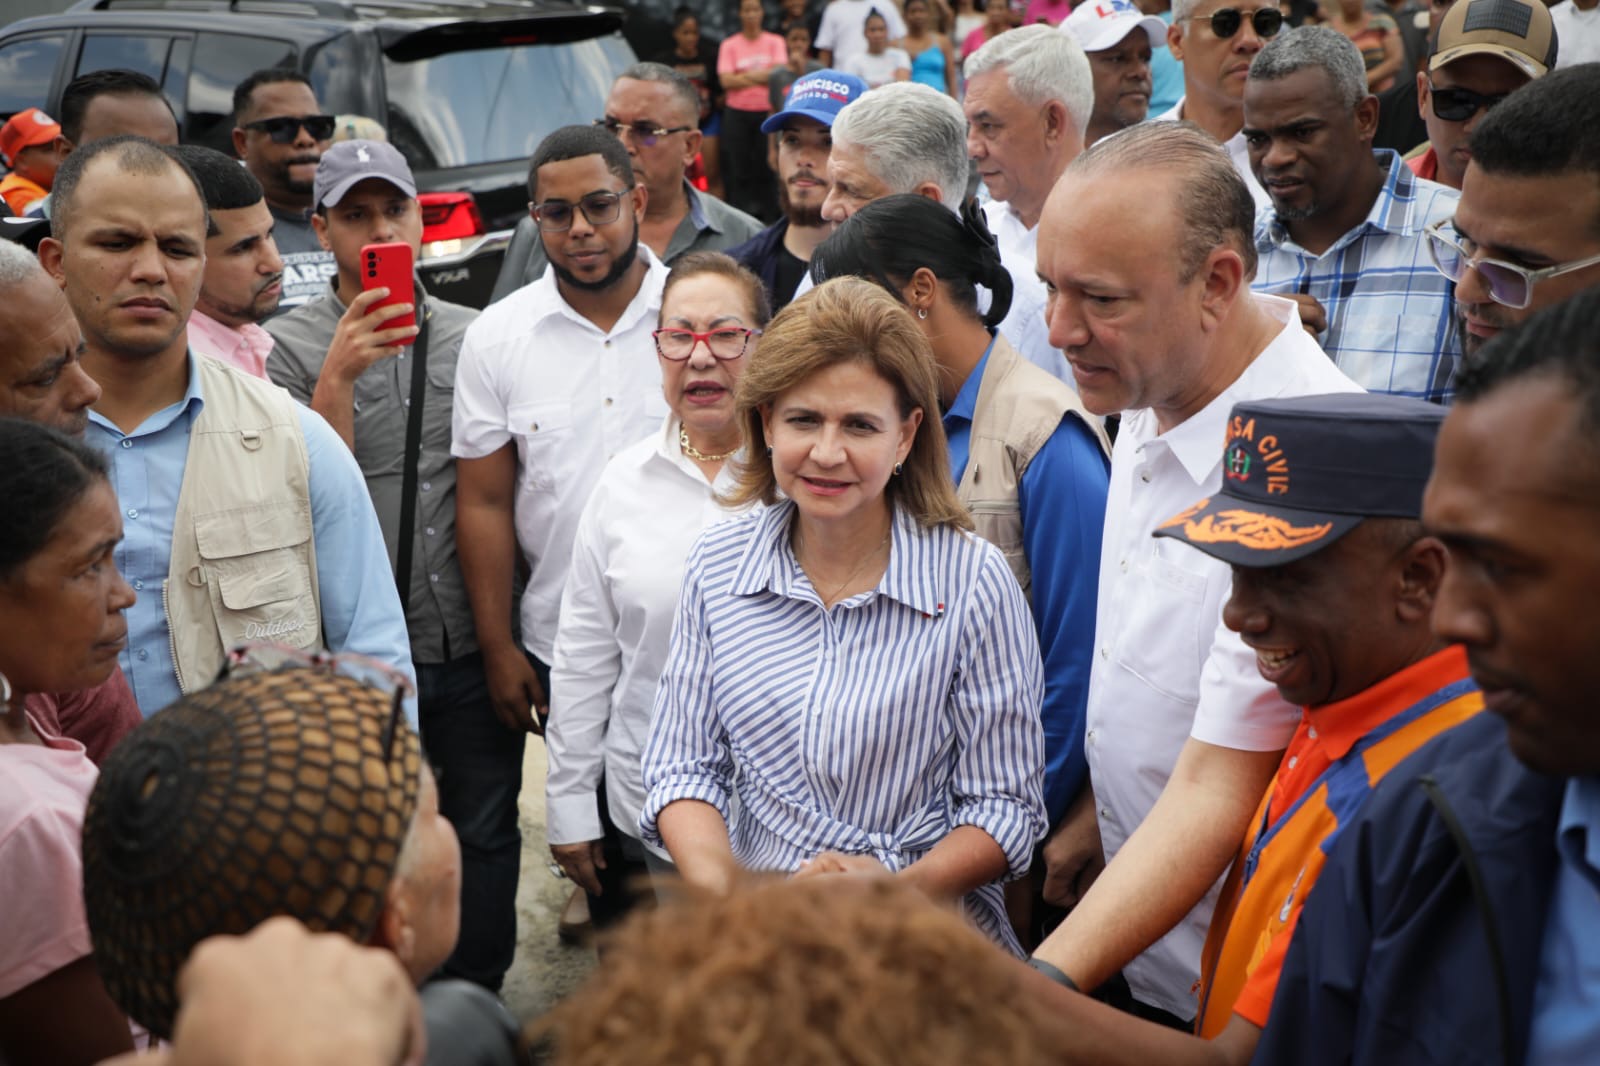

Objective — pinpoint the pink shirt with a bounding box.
[719,31,789,112]
[0,719,97,999]
[187,309,276,379]
[1024,0,1074,24]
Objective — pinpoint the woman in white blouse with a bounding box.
[545,253,770,925]
[640,277,1048,955]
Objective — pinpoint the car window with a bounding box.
[184,33,298,154]
[0,33,66,119]
[78,33,172,84]
[383,37,627,170]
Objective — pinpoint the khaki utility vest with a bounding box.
[165,355,321,694]
[955,336,1110,604]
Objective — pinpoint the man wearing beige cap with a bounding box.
[1405,0,1555,190]
[1061,0,1169,146]
[0,108,61,215]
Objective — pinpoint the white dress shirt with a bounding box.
[546,418,747,851]
[1156,98,1271,212]
[981,199,1074,386]
[1085,293,1361,1018]
[451,247,670,662]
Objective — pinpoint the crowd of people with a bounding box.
[0,0,1598,1062]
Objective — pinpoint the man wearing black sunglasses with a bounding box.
[232,68,336,313]
[1157,0,1282,209]
[1405,0,1553,191]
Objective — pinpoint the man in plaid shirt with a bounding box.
[1243,28,1460,403]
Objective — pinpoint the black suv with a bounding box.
[0,0,637,307]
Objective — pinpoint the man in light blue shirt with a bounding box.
[38,134,412,717]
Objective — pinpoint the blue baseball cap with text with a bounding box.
[761,70,870,134]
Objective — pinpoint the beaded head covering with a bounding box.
[81,665,422,1039]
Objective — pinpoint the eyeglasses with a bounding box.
[1425,218,1600,310]
[1427,82,1512,122]
[593,117,694,147]
[242,114,337,143]
[1182,7,1283,38]
[531,189,633,233]
[653,327,762,361]
[220,641,415,763]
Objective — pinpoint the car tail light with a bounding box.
[419,191,484,258]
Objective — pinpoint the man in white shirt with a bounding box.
[817,0,908,70]
[1155,0,1279,208]
[1551,0,1600,67]
[1061,0,1171,145]
[173,145,283,379]
[1027,121,1360,1025]
[453,124,669,739]
[821,81,1067,381]
[963,25,1093,385]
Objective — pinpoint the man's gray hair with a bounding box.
[616,62,702,127]
[1070,121,1259,281]
[0,239,46,289]
[831,83,969,206]
[965,24,1094,142]
[1171,0,1206,25]
[1249,26,1368,112]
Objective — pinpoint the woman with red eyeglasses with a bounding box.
[0,419,137,1065]
[544,253,770,931]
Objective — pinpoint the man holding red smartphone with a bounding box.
[265,140,522,997]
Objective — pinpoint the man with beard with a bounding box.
[1244,28,1460,402]
[38,135,411,717]
[1424,65,1600,360]
[490,65,761,302]
[0,238,142,764]
[232,68,335,311]
[728,69,866,311]
[454,124,668,746]
[265,141,516,993]
[173,146,283,379]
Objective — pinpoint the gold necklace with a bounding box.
[796,527,892,604]
[679,424,737,463]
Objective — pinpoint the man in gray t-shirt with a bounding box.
[232,68,336,311]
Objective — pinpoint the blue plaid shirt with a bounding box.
[1252,150,1461,403]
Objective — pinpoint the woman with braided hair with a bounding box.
[0,418,137,1064]
[812,195,1111,948]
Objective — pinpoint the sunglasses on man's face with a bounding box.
[1427,83,1512,123]
[1185,6,1284,38]
[243,114,337,144]
[592,117,694,148]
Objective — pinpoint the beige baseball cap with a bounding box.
[1430,0,1557,79]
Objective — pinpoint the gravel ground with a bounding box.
[498,739,597,1029]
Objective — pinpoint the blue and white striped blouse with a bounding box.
[639,498,1048,954]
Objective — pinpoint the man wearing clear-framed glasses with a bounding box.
[1404,0,1553,191]
[1155,0,1280,208]
[489,64,760,303]
[1423,65,1600,358]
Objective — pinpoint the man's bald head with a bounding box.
[50,135,206,242]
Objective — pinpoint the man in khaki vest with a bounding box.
[38,135,411,718]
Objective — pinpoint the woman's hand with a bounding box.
[794,850,891,879]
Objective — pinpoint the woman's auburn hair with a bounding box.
[722,277,973,532]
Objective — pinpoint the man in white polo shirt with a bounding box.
[453,124,668,738]
[1027,121,1360,1026]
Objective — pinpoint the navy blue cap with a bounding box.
[1154,392,1447,567]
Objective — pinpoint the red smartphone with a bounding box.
[361,241,416,343]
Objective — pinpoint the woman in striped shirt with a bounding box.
[639,277,1048,954]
